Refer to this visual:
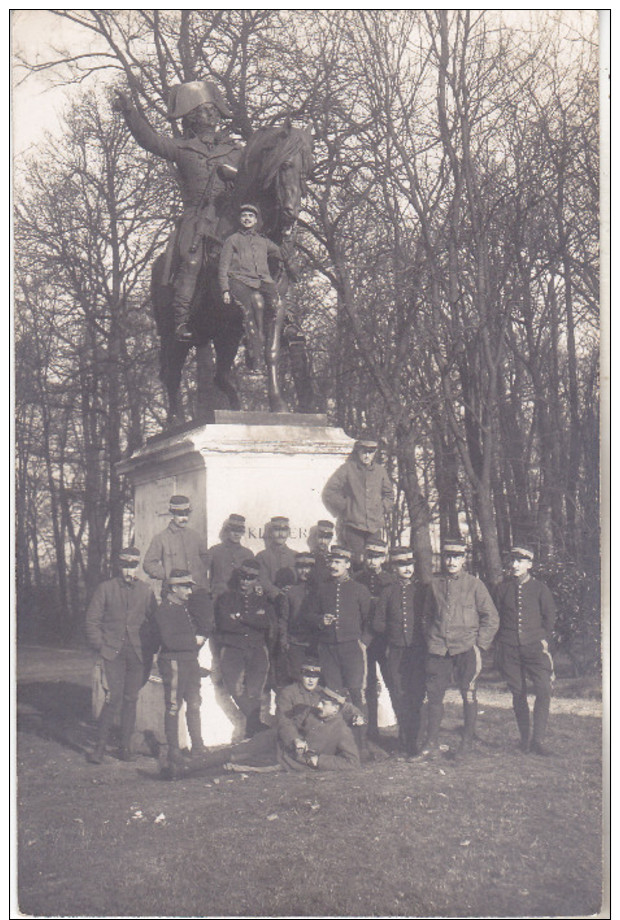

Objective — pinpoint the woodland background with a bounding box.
[13,11,601,673]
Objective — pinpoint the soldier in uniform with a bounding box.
[143,495,209,599]
[373,547,427,758]
[153,569,213,770]
[279,552,320,683]
[85,547,157,763]
[307,546,373,716]
[163,684,360,778]
[256,516,297,602]
[417,537,499,761]
[309,519,335,586]
[494,544,557,755]
[205,513,254,601]
[214,558,277,738]
[113,79,242,342]
[353,538,396,740]
[219,203,294,411]
[322,434,394,567]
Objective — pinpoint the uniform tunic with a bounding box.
[256,544,297,600]
[424,571,499,704]
[309,577,372,695]
[215,589,276,711]
[373,579,427,752]
[494,576,556,695]
[154,597,205,734]
[143,520,210,592]
[206,540,254,599]
[85,576,157,715]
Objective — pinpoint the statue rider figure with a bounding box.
[114,80,242,343]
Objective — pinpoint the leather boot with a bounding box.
[87,702,114,764]
[186,708,206,756]
[119,700,138,761]
[512,691,531,752]
[453,700,477,761]
[410,702,443,760]
[531,693,552,755]
[265,313,288,412]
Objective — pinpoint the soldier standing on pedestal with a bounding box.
[322,434,394,568]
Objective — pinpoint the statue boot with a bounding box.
[172,250,201,342]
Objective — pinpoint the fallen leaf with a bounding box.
[154,813,166,825]
[266,813,279,821]
[460,839,471,847]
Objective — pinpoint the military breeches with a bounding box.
[101,639,145,716]
[495,640,554,698]
[318,640,367,699]
[425,646,482,706]
[158,656,202,718]
[219,644,269,713]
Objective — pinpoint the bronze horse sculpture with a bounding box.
[150,123,315,424]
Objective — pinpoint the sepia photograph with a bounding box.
[12,10,608,919]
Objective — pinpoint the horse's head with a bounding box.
[240,123,313,237]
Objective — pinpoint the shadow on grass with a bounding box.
[17,680,94,754]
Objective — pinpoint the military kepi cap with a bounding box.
[317,520,335,536]
[118,546,140,568]
[354,431,379,450]
[168,569,196,586]
[442,537,466,555]
[169,494,191,513]
[390,546,414,565]
[295,552,316,567]
[511,544,534,561]
[366,538,388,557]
[270,516,290,528]
[240,202,260,218]
[167,79,232,120]
[320,687,348,705]
[226,513,246,532]
[301,658,321,675]
[238,558,261,576]
[328,545,352,561]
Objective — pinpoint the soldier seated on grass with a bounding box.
[161,684,360,779]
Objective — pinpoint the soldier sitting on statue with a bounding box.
[113,79,242,343]
[219,202,295,412]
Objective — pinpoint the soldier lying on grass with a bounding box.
[160,685,360,779]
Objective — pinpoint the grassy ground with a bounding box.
[15,647,605,919]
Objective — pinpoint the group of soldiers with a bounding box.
[85,433,557,779]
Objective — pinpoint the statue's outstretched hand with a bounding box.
[222,292,232,305]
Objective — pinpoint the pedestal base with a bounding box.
[114,414,354,746]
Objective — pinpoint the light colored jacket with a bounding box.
[322,457,394,533]
[424,571,499,656]
[143,521,210,590]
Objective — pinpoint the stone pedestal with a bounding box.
[116,412,355,748]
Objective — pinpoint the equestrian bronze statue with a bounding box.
[114,80,316,423]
